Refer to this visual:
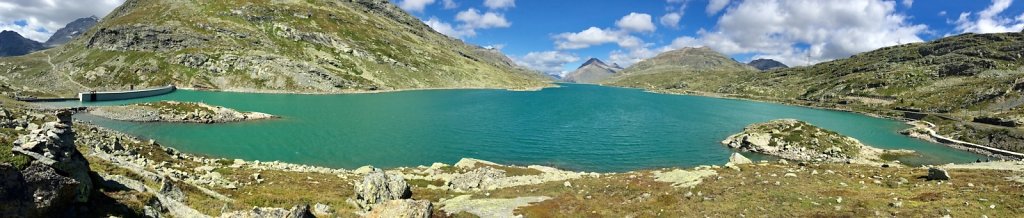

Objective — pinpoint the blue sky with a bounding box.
[395,0,1024,76]
[2,0,1022,76]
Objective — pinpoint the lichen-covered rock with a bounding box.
[448,166,506,190]
[20,162,80,217]
[220,204,314,218]
[367,199,432,218]
[0,163,32,217]
[354,168,411,209]
[927,167,951,180]
[727,153,753,166]
[12,110,93,203]
[86,24,208,51]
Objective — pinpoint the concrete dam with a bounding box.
[78,85,176,102]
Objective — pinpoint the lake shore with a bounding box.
[177,83,558,95]
[614,85,1020,161]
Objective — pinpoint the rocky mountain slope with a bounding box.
[0,31,44,57]
[604,32,1024,154]
[603,47,757,90]
[0,0,550,96]
[747,58,788,71]
[44,16,100,47]
[563,58,623,84]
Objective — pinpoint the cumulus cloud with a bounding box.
[660,13,683,29]
[514,51,579,76]
[616,13,657,33]
[398,0,436,12]
[442,0,458,9]
[553,27,643,50]
[954,0,1024,34]
[456,8,511,29]
[484,0,515,10]
[426,8,511,38]
[706,0,730,15]
[690,0,927,66]
[0,0,125,42]
[902,0,913,8]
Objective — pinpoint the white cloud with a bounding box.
[616,13,657,33]
[426,8,512,38]
[424,17,474,38]
[660,13,683,29]
[484,0,515,10]
[706,0,730,15]
[902,0,913,8]
[954,0,1024,34]
[442,0,458,9]
[514,51,579,76]
[0,0,124,42]
[690,0,927,66]
[398,0,436,13]
[553,27,643,50]
[455,8,511,29]
[609,48,659,67]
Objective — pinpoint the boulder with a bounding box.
[727,153,753,165]
[927,167,951,180]
[21,162,80,217]
[220,204,314,218]
[366,199,432,218]
[0,163,32,217]
[448,167,505,190]
[354,168,411,209]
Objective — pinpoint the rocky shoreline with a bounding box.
[88,101,277,123]
[5,106,1024,217]
[721,119,915,165]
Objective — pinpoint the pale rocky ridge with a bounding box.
[89,101,277,123]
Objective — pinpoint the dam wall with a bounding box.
[79,85,176,102]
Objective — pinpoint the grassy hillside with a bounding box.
[0,0,550,96]
[604,47,757,91]
[606,33,1024,153]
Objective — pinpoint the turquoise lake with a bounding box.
[50,84,986,172]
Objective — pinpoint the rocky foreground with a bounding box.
[89,101,276,123]
[2,106,1024,217]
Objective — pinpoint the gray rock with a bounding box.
[220,204,314,218]
[367,199,431,218]
[21,162,80,217]
[86,24,208,52]
[727,153,753,165]
[0,163,32,217]
[354,169,411,209]
[448,167,506,190]
[12,110,93,203]
[927,167,951,180]
[312,203,332,215]
[159,178,186,202]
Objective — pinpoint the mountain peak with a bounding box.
[579,58,607,69]
[45,16,100,47]
[748,59,789,71]
[0,30,44,57]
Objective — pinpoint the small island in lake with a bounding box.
[89,101,277,123]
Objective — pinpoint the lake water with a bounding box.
[50,84,985,172]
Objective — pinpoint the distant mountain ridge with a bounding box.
[603,47,756,89]
[0,30,44,57]
[747,59,788,71]
[45,16,99,47]
[563,58,623,84]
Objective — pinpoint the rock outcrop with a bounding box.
[927,167,951,180]
[448,166,506,190]
[220,204,314,218]
[354,168,411,210]
[366,199,432,218]
[2,110,94,217]
[722,119,910,164]
[89,101,277,123]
